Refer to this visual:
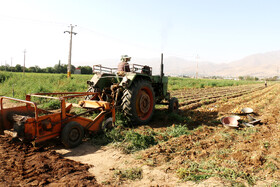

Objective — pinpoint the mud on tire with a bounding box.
[121,79,155,125]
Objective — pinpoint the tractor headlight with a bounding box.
[87,81,94,86]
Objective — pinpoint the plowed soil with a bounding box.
[138,83,280,185]
[1,83,280,186]
[0,135,98,186]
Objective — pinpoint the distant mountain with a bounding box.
[131,57,219,77]
[90,50,280,77]
[214,51,280,77]
[143,51,280,77]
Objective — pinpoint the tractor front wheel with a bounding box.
[61,121,84,148]
[121,79,155,125]
[168,97,179,113]
[100,117,114,131]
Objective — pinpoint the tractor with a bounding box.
[86,54,179,125]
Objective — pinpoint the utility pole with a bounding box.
[23,49,26,75]
[64,24,77,78]
[195,54,199,79]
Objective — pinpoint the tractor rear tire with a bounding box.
[121,79,155,125]
[61,121,84,148]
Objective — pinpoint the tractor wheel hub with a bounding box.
[139,93,150,114]
[69,128,79,141]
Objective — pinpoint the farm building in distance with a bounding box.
[74,68,81,74]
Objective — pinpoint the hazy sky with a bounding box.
[0,0,280,68]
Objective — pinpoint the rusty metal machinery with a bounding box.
[0,92,115,148]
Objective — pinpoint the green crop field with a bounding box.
[0,72,92,99]
[168,77,259,90]
[0,71,260,99]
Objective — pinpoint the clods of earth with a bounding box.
[1,83,280,186]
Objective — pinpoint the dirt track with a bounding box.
[1,83,280,186]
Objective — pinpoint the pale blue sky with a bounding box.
[0,0,280,68]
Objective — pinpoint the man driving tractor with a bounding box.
[118,55,131,73]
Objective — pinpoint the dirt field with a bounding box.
[1,83,280,186]
[0,136,98,186]
[138,83,280,186]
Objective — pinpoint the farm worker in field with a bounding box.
[265,81,267,87]
[118,55,131,73]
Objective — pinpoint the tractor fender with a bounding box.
[120,73,151,88]
[87,73,119,89]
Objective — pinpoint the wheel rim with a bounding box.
[136,86,154,120]
[139,92,150,113]
[69,128,80,142]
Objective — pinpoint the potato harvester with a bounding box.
[0,92,115,148]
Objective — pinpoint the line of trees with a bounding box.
[238,76,259,81]
[0,61,93,74]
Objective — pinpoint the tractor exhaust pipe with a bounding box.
[160,53,164,81]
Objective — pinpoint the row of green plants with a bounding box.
[168,77,261,90]
[0,71,262,99]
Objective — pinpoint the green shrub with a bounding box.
[91,127,158,153]
[166,124,190,137]
[123,131,157,153]
[0,72,13,83]
[91,127,126,146]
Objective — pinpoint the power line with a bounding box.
[64,24,77,78]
